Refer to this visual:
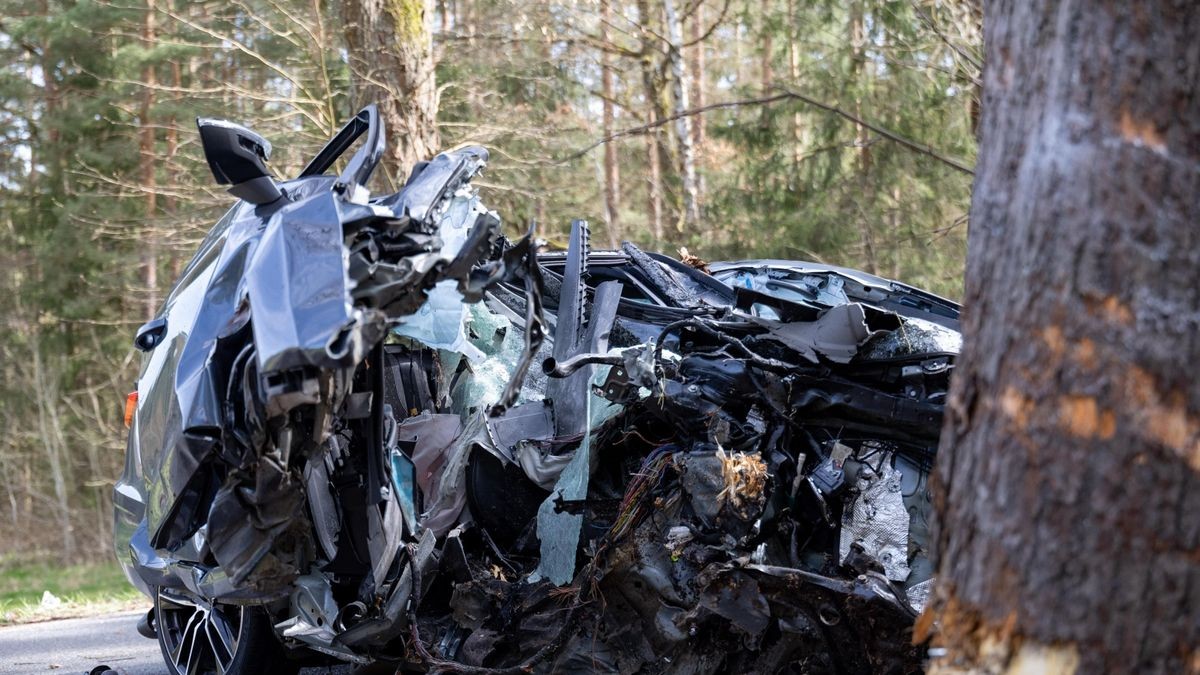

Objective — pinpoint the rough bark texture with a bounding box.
[929,2,1200,674]
[342,0,439,184]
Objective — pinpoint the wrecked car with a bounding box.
[113,106,958,675]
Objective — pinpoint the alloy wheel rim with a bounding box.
[157,588,244,675]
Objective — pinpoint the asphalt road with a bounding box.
[0,611,365,675]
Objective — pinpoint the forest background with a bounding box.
[0,0,979,564]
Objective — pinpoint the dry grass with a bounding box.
[0,558,147,625]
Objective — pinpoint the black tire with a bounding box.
[154,587,299,675]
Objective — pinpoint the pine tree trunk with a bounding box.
[341,0,439,184]
[600,0,621,248]
[140,0,159,319]
[165,60,182,278]
[848,0,876,273]
[688,1,707,215]
[785,0,801,173]
[928,2,1200,673]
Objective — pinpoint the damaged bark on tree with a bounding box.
[927,2,1200,673]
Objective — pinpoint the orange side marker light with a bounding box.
[124,391,138,428]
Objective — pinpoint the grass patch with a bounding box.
[0,559,146,625]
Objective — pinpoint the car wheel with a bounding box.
[154,587,297,675]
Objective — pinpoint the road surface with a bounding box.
[0,611,365,675]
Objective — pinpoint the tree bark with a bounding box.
[645,127,663,242]
[663,0,700,230]
[928,3,1200,674]
[688,0,706,150]
[848,0,876,273]
[688,0,707,217]
[341,0,439,185]
[600,0,621,247]
[165,59,182,278]
[785,0,801,172]
[140,0,159,319]
[637,0,663,241]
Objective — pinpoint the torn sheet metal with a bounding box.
[752,302,889,363]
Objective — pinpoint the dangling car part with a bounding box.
[114,106,959,674]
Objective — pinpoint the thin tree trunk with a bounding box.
[759,0,772,93]
[688,0,706,149]
[663,0,700,230]
[31,345,74,559]
[688,0,707,212]
[645,128,663,242]
[341,0,439,184]
[849,0,876,273]
[21,459,32,528]
[785,0,801,172]
[637,0,663,241]
[733,19,744,89]
[140,0,159,318]
[600,0,621,248]
[462,0,476,48]
[83,380,111,555]
[0,405,18,528]
[928,2,1200,673]
[24,49,39,198]
[165,59,182,278]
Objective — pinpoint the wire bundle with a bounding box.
[606,445,676,543]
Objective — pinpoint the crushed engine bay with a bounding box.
[126,133,958,673]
